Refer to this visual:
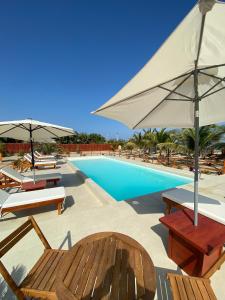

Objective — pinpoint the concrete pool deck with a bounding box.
[0,157,225,299]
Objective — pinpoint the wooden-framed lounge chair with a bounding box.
[0,187,65,216]
[0,166,62,190]
[167,250,225,300]
[27,153,55,162]
[24,154,57,169]
[34,153,55,161]
[35,150,55,159]
[0,216,67,300]
[162,189,225,225]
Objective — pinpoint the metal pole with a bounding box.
[193,62,199,226]
[192,11,206,226]
[29,124,36,183]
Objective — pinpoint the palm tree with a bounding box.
[157,142,177,165]
[182,125,225,157]
[131,132,144,149]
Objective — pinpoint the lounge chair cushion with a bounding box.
[27,173,62,181]
[1,167,31,183]
[35,151,55,158]
[1,167,62,183]
[24,154,57,165]
[0,190,9,207]
[0,187,65,209]
[162,188,225,225]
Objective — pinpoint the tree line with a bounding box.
[125,125,225,163]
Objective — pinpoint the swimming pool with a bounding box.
[71,157,192,201]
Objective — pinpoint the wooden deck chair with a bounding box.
[167,250,225,300]
[35,151,55,160]
[24,154,57,169]
[0,216,67,300]
[0,166,61,189]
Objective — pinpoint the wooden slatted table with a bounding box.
[55,232,156,300]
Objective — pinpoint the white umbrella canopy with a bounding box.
[0,119,75,173]
[0,119,74,141]
[94,1,225,129]
[94,0,225,226]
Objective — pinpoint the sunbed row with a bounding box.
[0,165,65,217]
[24,152,57,168]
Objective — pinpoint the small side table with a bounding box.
[160,208,225,276]
[21,180,47,191]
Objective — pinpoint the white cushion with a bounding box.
[1,167,32,183]
[35,160,57,165]
[1,167,61,183]
[162,188,225,225]
[27,173,62,181]
[2,187,65,208]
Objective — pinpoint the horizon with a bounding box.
[0,0,211,139]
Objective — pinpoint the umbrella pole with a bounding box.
[29,124,36,183]
[193,64,199,226]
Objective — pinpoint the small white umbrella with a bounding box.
[94,0,225,225]
[0,119,75,179]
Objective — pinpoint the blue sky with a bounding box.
[0,0,197,139]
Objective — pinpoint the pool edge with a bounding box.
[67,159,117,205]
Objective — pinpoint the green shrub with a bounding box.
[36,143,57,155]
[125,142,136,151]
[0,143,7,156]
[18,150,25,157]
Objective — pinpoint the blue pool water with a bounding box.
[71,158,192,201]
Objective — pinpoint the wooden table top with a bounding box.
[55,232,156,300]
[160,208,225,255]
[21,180,46,191]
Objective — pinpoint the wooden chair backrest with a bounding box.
[0,217,50,258]
[0,217,51,300]
[203,250,225,279]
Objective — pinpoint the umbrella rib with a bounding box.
[158,86,193,100]
[0,123,28,136]
[200,76,225,98]
[31,125,43,132]
[201,85,225,100]
[38,127,60,138]
[199,70,225,81]
[94,72,192,113]
[132,72,193,129]
[198,63,225,72]
[196,14,206,67]
[163,98,192,102]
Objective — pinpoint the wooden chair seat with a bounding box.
[20,249,67,299]
[0,217,68,300]
[167,273,217,300]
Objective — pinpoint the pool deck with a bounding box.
[0,156,225,299]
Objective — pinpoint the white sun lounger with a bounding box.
[0,166,62,188]
[0,187,65,216]
[35,150,55,159]
[24,154,57,169]
[34,153,55,161]
[162,188,225,225]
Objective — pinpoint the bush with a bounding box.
[18,150,25,157]
[0,143,7,156]
[36,143,57,155]
[125,142,136,151]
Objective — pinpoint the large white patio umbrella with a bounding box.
[0,119,75,169]
[94,0,225,225]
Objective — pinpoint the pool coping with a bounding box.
[67,159,116,205]
[67,156,193,205]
